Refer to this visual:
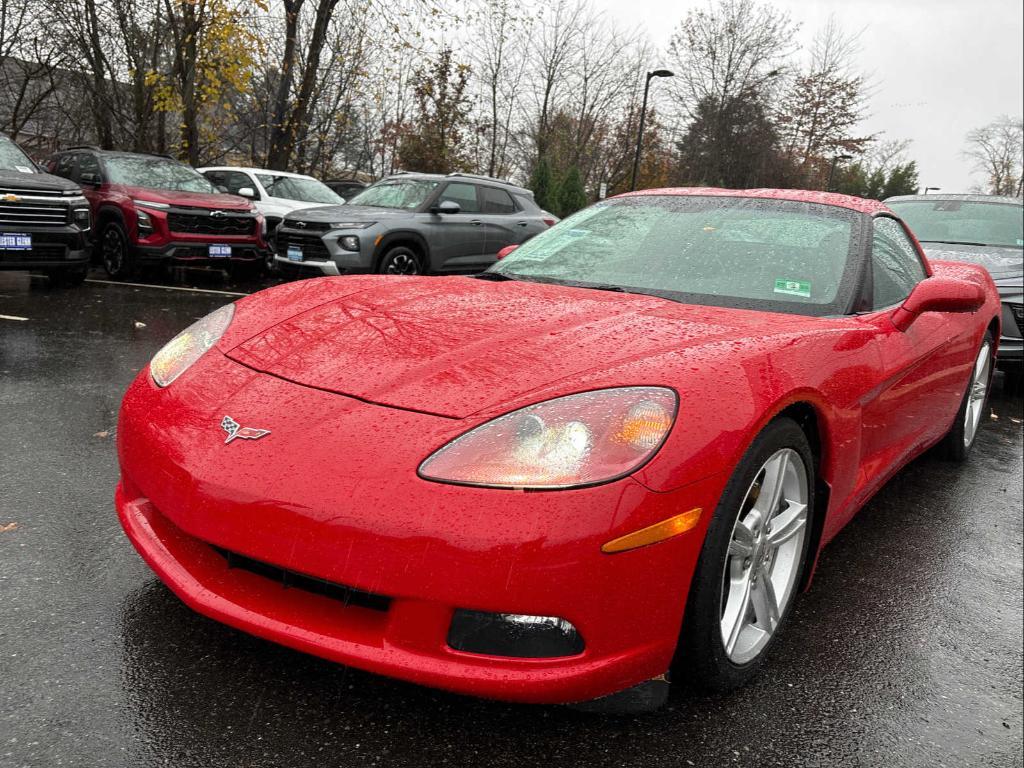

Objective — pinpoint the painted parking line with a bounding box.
[0,314,29,321]
[84,279,250,297]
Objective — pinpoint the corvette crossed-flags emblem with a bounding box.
[220,415,271,444]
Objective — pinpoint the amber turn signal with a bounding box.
[601,508,702,554]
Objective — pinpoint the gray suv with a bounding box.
[274,172,555,276]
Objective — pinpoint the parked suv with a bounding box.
[886,193,1023,388]
[324,179,367,200]
[1,134,91,285]
[48,147,267,279]
[199,166,343,268]
[273,172,556,276]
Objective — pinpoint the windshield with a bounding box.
[347,179,438,209]
[255,174,342,204]
[104,155,215,193]
[888,199,1023,249]
[489,195,862,315]
[0,136,36,173]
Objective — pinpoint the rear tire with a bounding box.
[378,245,423,276]
[100,222,134,280]
[941,330,994,461]
[677,417,814,693]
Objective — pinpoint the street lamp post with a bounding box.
[827,154,854,192]
[630,69,674,192]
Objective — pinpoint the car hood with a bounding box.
[115,185,253,211]
[225,276,808,419]
[0,168,80,194]
[922,243,1023,286]
[285,204,414,224]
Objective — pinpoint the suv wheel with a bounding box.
[101,222,134,280]
[378,246,423,276]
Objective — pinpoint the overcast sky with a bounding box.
[599,0,1024,192]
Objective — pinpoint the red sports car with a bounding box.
[115,189,1001,712]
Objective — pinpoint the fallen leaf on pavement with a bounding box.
[1,522,18,533]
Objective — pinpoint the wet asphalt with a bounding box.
[0,266,1021,768]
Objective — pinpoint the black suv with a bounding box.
[274,172,555,277]
[0,134,91,285]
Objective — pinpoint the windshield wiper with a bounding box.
[918,240,990,247]
[472,272,517,281]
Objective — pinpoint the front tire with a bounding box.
[101,222,134,280]
[678,417,814,693]
[378,246,423,275]
[941,330,994,461]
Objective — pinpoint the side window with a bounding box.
[480,186,517,215]
[77,153,101,183]
[438,182,480,213]
[871,217,927,309]
[220,171,257,197]
[52,154,76,180]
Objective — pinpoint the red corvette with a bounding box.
[115,189,1000,711]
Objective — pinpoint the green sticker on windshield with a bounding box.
[774,278,811,298]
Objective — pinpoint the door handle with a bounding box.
[470,219,482,226]
[516,221,528,227]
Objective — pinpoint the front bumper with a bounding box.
[997,300,1023,365]
[0,224,91,269]
[115,356,723,704]
[273,225,374,276]
[133,240,266,265]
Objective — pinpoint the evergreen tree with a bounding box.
[554,165,587,217]
[529,156,555,212]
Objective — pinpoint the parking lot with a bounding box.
[1,267,1022,768]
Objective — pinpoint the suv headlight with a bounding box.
[72,207,91,230]
[419,387,677,489]
[150,304,234,387]
[331,221,375,229]
[136,209,153,234]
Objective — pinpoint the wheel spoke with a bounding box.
[751,570,781,632]
[974,345,990,381]
[766,502,807,548]
[722,575,753,656]
[755,452,788,516]
[729,518,755,557]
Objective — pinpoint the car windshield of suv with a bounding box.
[104,155,215,193]
[346,179,439,209]
[888,199,1024,249]
[489,195,861,316]
[0,135,37,173]
[255,174,342,204]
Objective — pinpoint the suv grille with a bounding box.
[0,200,68,227]
[212,546,391,612]
[0,186,68,199]
[167,211,255,236]
[277,231,331,260]
[282,219,331,231]
[1009,303,1024,336]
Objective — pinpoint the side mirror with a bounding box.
[237,186,257,199]
[497,244,519,260]
[891,277,985,331]
[433,200,461,215]
[79,172,101,187]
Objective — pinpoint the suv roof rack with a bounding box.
[64,145,102,151]
[445,171,515,186]
[63,145,175,160]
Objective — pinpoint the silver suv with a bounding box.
[273,172,555,276]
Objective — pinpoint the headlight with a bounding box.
[72,207,91,230]
[339,235,360,251]
[150,304,234,387]
[331,221,375,229]
[133,199,170,209]
[136,209,153,235]
[419,387,677,489]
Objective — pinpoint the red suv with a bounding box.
[48,147,267,278]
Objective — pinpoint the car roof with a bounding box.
[199,166,317,180]
[381,172,531,194]
[885,193,1023,206]
[620,187,891,215]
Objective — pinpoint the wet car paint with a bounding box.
[0,268,1021,767]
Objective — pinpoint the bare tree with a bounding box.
[964,116,1024,196]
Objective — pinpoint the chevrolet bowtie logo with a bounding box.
[2,194,19,202]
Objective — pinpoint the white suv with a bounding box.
[199,166,344,269]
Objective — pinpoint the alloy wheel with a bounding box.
[385,252,420,275]
[102,226,125,276]
[720,448,809,665]
[963,341,991,448]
